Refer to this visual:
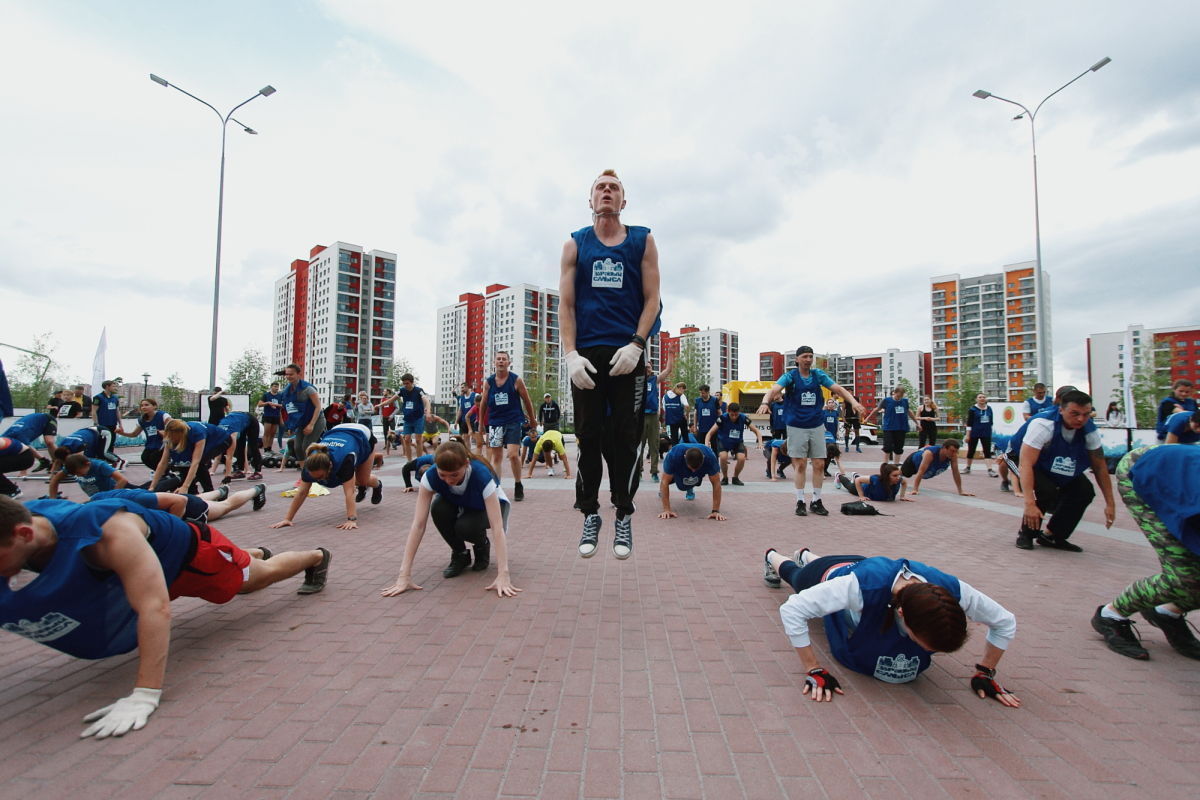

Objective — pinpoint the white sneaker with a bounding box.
[547,468,555,477]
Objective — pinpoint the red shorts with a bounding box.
[168,522,252,604]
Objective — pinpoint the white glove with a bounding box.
[608,343,643,376]
[565,350,597,390]
[81,687,162,739]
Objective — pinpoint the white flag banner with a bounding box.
[1122,329,1136,428]
[91,328,107,394]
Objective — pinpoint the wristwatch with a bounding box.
[346,516,358,521]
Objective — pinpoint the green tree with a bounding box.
[1112,344,1172,428]
[5,333,67,409]
[386,357,419,388]
[522,342,557,405]
[894,376,916,400]
[673,337,710,395]
[160,372,186,418]
[940,358,982,424]
[225,347,271,400]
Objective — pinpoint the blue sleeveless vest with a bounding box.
[880,397,910,432]
[782,369,827,428]
[644,375,660,414]
[662,392,685,425]
[907,446,950,479]
[694,396,720,432]
[424,462,506,512]
[281,379,317,431]
[0,499,193,659]
[1034,409,1094,486]
[486,373,522,426]
[301,424,372,487]
[138,410,169,451]
[822,557,961,683]
[571,225,661,349]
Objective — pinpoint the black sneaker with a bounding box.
[355,484,368,503]
[297,547,332,595]
[514,482,524,502]
[776,469,786,479]
[1015,530,1034,550]
[1000,480,1012,493]
[1141,607,1200,660]
[763,549,781,589]
[215,484,230,501]
[371,480,384,505]
[472,537,491,572]
[32,458,50,474]
[794,500,807,517]
[731,477,744,486]
[1036,534,1083,552]
[838,474,856,493]
[252,483,267,511]
[613,515,633,560]
[579,513,601,558]
[809,499,829,517]
[1091,606,1148,660]
[256,546,273,561]
[720,477,729,486]
[4,488,23,499]
[443,550,471,578]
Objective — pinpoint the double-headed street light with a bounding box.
[972,56,1111,391]
[149,74,276,391]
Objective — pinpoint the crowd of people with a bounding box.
[1,170,1197,741]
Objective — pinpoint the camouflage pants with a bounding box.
[1112,447,1200,616]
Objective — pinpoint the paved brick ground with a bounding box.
[2,445,1197,799]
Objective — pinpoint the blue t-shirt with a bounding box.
[169,422,230,465]
[58,428,104,459]
[713,413,753,450]
[93,393,121,427]
[1165,411,1199,444]
[694,395,720,434]
[571,224,661,349]
[217,411,255,436]
[778,368,834,429]
[4,413,54,444]
[661,443,719,490]
[967,405,993,437]
[397,386,426,423]
[260,391,284,421]
[766,438,791,466]
[73,459,117,496]
[880,397,911,432]
[486,372,522,426]
[1130,445,1200,556]
[907,446,951,480]
[137,410,169,451]
[861,474,901,502]
[1158,396,1199,436]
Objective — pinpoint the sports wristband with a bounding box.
[346,516,357,521]
[630,334,647,349]
[711,509,720,514]
[974,663,996,678]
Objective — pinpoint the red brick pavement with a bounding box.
[2,446,1197,798]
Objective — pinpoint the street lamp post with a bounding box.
[149,74,276,391]
[972,56,1110,391]
[142,372,151,401]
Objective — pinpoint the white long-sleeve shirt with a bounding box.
[779,565,1016,651]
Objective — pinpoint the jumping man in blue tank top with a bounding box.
[479,351,536,503]
[757,347,864,518]
[0,495,331,739]
[560,169,662,560]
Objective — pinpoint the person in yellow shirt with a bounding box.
[524,429,572,479]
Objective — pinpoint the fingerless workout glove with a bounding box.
[805,668,842,693]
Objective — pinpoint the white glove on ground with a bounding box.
[608,343,643,376]
[81,687,162,739]
[565,350,597,390]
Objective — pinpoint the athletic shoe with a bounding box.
[579,514,601,558]
[252,483,267,511]
[809,499,829,517]
[838,474,856,493]
[297,547,332,595]
[115,458,128,471]
[684,487,695,501]
[1091,606,1148,660]
[651,473,659,483]
[963,465,971,475]
[1036,534,1083,552]
[3,488,22,499]
[215,485,230,501]
[472,538,491,572]
[355,485,368,503]
[231,471,246,480]
[613,515,633,559]
[1140,607,1200,660]
[763,549,781,588]
[731,477,744,486]
[1015,529,1034,550]
[720,477,729,486]
[442,550,471,578]
[792,548,813,566]
[547,468,555,477]
[256,546,273,560]
[987,467,998,477]
[1000,480,1012,493]
[795,500,807,517]
[371,480,384,505]
[514,482,524,502]
[32,458,50,474]
[247,472,263,481]
[777,469,787,479]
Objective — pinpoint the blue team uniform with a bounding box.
[72,459,117,496]
[4,413,55,445]
[880,397,911,431]
[260,391,283,422]
[1165,411,1199,444]
[168,422,231,466]
[280,380,318,432]
[644,376,660,415]
[661,443,720,491]
[860,474,901,502]
[485,373,523,427]
[769,401,786,433]
[906,446,951,480]
[823,408,840,439]
[712,413,754,451]
[778,368,834,429]
[218,411,256,436]
[967,405,993,438]
[136,410,170,451]
[571,225,662,349]
[300,424,373,487]
[58,429,106,460]
[662,392,686,426]
[93,393,121,428]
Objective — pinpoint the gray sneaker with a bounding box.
[763,550,781,588]
[613,515,633,559]
[578,513,601,558]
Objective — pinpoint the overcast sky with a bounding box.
[2,1,1197,396]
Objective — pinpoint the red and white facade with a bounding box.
[1087,323,1200,409]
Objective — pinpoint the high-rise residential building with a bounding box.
[1087,323,1200,410]
[759,351,786,382]
[272,242,396,399]
[435,283,569,415]
[661,325,739,388]
[930,261,1048,412]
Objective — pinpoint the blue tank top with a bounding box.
[281,379,317,431]
[218,412,255,436]
[823,557,961,682]
[715,413,750,449]
[880,397,910,432]
[457,392,477,420]
[770,402,786,431]
[424,462,506,513]
[138,410,169,450]
[644,375,660,414]
[907,446,950,479]
[397,386,426,422]
[1033,409,1095,487]
[1,499,193,659]
[59,428,104,458]
[862,475,900,502]
[780,368,833,428]
[486,372,522,426]
[300,424,372,487]
[1026,395,1054,416]
[5,413,52,444]
[694,396,720,433]
[823,409,839,437]
[94,393,120,427]
[571,225,661,349]
[662,392,685,425]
